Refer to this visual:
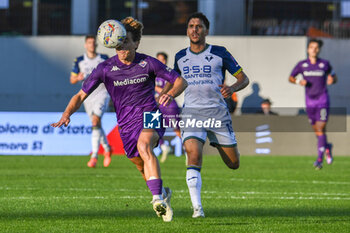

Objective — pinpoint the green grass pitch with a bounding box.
[1,155,349,232]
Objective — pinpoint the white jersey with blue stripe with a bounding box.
[174,44,242,109]
[72,53,109,82]
[72,53,109,100]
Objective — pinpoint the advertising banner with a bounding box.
[0,112,117,155]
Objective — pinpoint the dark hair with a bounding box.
[156,52,168,61]
[85,35,96,41]
[308,38,323,48]
[186,12,210,30]
[261,98,272,105]
[121,17,143,42]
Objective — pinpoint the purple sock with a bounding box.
[317,135,327,162]
[146,179,163,195]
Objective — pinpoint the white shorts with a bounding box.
[83,83,110,120]
[182,124,237,147]
[180,107,237,147]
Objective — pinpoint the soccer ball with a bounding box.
[97,19,126,48]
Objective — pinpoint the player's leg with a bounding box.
[159,138,171,163]
[312,121,328,168]
[307,106,323,169]
[137,129,161,180]
[208,123,239,169]
[216,146,240,169]
[84,102,99,168]
[310,107,330,169]
[183,132,206,218]
[94,97,112,167]
[159,104,178,163]
[137,129,172,221]
[317,107,333,164]
[129,156,146,180]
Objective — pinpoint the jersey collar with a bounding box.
[189,44,210,55]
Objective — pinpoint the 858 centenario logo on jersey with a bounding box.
[143,110,162,129]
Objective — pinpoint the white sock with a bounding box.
[99,128,110,152]
[152,195,163,201]
[91,127,102,158]
[186,168,202,208]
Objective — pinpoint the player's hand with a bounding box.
[50,113,71,128]
[327,75,334,85]
[219,84,233,98]
[158,93,174,107]
[298,79,307,86]
[77,73,85,81]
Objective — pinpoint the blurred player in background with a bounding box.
[289,38,337,170]
[70,35,112,168]
[174,12,249,218]
[155,52,182,163]
[53,17,187,222]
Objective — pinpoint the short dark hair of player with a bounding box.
[121,17,144,42]
[187,12,210,30]
[156,52,168,61]
[85,35,96,41]
[308,38,323,48]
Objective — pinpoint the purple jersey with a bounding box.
[155,77,167,90]
[82,53,179,132]
[290,58,334,106]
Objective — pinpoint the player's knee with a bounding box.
[186,148,201,159]
[137,142,151,159]
[227,160,240,170]
[91,116,101,126]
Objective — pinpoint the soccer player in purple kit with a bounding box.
[51,17,187,222]
[155,52,182,162]
[289,38,337,170]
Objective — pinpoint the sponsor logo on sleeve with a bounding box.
[139,60,148,68]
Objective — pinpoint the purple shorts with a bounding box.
[306,106,329,125]
[305,94,330,125]
[119,125,165,159]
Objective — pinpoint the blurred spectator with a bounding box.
[241,82,264,114]
[256,98,278,115]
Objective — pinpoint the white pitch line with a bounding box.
[1,187,350,197]
[12,173,349,186]
[2,195,350,201]
[95,175,350,185]
[229,178,350,185]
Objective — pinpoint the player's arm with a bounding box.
[155,86,163,94]
[220,71,249,98]
[289,75,307,86]
[51,89,89,128]
[70,72,84,84]
[155,82,172,103]
[158,82,173,97]
[159,77,187,106]
[70,57,85,84]
[327,74,337,85]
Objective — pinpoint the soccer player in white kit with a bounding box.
[174,12,249,218]
[70,35,112,168]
